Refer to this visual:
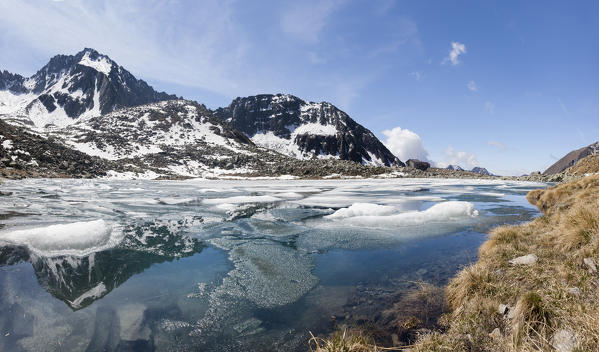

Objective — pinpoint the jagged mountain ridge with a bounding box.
[215,94,404,167]
[0,48,177,128]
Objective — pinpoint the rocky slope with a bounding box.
[54,99,294,177]
[0,118,137,178]
[215,94,403,167]
[565,154,599,175]
[544,141,599,174]
[0,48,177,128]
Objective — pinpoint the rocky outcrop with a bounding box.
[0,118,133,178]
[54,100,297,177]
[564,154,599,175]
[215,94,403,167]
[406,159,430,171]
[544,141,599,174]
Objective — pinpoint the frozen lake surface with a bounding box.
[0,178,544,351]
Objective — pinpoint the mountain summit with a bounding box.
[215,94,403,167]
[0,48,177,128]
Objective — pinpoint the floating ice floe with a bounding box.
[325,201,478,228]
[0,219,122,257]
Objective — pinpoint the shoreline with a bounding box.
[0,165,575,183]
[313,174,599,351]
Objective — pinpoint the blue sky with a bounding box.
[0,0,597,175]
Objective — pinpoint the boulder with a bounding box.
[509,254,538,265]
[583,258,597,273]
[552,329,576,352]
[406,159,430,171]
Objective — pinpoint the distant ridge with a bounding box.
[544,141,599,174]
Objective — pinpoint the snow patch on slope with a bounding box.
[293,123,337,136]
[78,51,113,75]
[251,132,302,158]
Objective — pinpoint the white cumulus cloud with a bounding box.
[443,42,466,65]
[439,146,478,170]
[382,127,429,162]
[467,80,478,91]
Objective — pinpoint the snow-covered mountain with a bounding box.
[215,94,404,167]
[446,165,464,171]
[1,49,408,178]
[55,100,285,177]
[0,48,176,128]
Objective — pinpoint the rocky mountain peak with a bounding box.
[216,93,403,167]
[0,48,177,128]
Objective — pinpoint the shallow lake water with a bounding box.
[0,178,544,351]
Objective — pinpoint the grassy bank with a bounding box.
[312,174,599,351]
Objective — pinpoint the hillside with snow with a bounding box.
[54,100,291,177]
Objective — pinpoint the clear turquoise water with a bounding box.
[0,178,543,351]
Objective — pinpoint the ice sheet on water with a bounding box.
[326,203,397,219]
[158,197,195,205]
[325,201,478,228]
[202,195,281,205]
[0,220,122,257]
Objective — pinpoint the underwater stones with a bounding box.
[225,241,318,308]
[509,254,538,265]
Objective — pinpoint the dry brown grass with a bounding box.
[308,330,409,352]
[412,174,599,351]
[566,154,599,175]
